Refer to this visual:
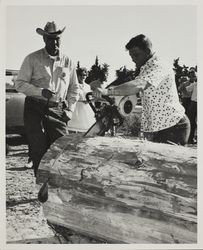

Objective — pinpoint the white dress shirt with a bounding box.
[15,48,79,112]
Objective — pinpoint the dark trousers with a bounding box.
[144,115,191,146]
[181,97,191,116]
[187,101,197,143]
[24,97,68,176]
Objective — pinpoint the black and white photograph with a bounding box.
[1,0,203,249]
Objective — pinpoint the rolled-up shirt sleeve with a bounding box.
[65,62,79,112]
[136,65,167,89]
[15,55,43,96]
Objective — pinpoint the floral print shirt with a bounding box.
[135,54,185,132]
[15,48,79,111]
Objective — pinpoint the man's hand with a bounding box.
[62,109,72,122]
[92,88,108,98]
[42,89,55,99]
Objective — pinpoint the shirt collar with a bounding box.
[140,52,157,71]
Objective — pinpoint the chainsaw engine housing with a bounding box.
[113,95,138,117]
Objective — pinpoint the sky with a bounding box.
[6,4,197,84]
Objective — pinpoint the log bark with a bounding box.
[36,134,197,244]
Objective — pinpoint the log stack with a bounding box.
[36,134,197,243]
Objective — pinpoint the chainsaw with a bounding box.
[38,92,138,203]
[84,92,137,136]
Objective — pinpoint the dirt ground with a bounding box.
[6,135,102,244]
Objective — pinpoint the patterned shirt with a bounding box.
[15,48,79,111]
[135,54,185,132]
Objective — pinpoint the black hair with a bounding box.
[77,67,87,76]
[125,34,152,51]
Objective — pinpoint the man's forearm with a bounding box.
[107,79,147,96]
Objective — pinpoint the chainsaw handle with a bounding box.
[86,92,97,113]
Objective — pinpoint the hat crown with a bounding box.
[44,22,58,33]
[36,22,66,36]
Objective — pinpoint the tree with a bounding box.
[107,66,135,88]
[85,56,109,84]
[77,61,80,70]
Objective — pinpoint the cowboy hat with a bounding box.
[36,21,66,37]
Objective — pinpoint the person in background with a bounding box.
[186,75,197,144]
[93,34,190,145]
[90,71,108,91]
[178,76,191,116]
[188,67,197,81]
[15,21,79,176]
[68,67,96,132]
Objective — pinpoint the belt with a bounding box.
[27,96,62,108]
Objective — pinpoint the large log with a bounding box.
[36,134,197,243]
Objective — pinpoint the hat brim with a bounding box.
[36,26,66,37]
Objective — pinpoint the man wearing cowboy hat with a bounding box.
[15,21,79,176]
